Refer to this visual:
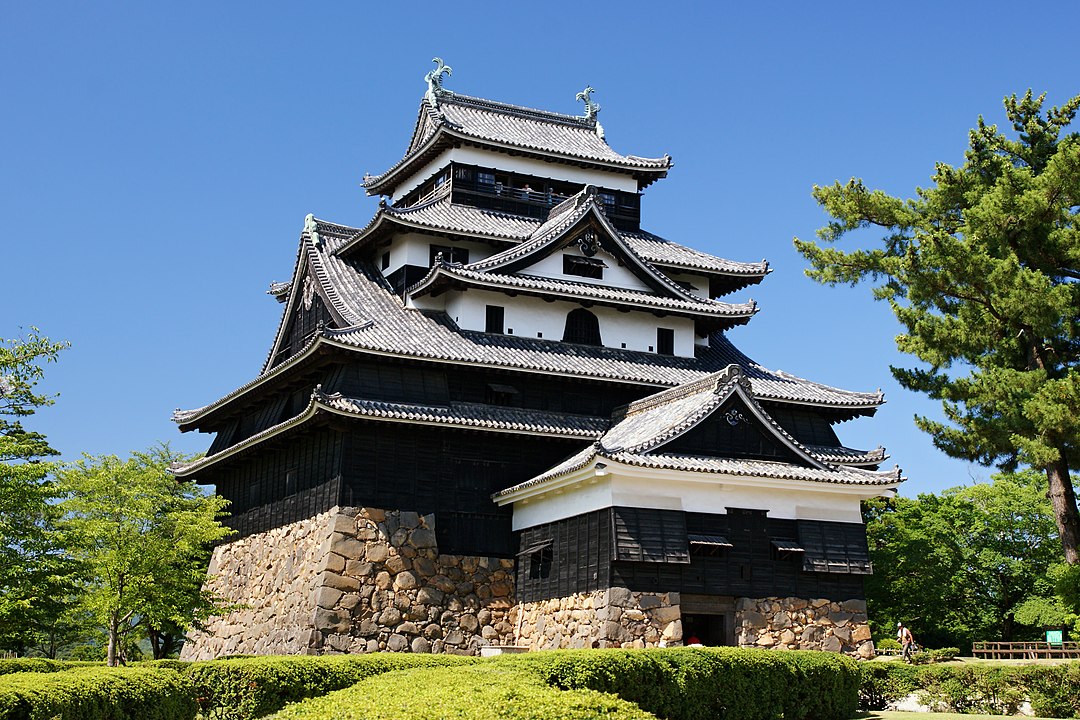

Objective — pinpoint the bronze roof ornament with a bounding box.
[424,57,453,108]
[576,85,604,139]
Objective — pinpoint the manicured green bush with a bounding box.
[185,653,477,720]
[494,647,859,720]
[1019,661,1080,719]
[875,637,901,651]
[0,666,196,720]
[858,661,918,710]
[858,661,1080,718]
[0,659,95,676]
[267,664,657,720]
[915,664,1027,715]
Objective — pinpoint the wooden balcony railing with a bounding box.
[971,641,1080,659]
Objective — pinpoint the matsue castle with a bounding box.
[174,60,903,660]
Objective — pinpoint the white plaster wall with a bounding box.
[509,467,879,530]
[527,248,652,293]
[383,233,499,278]
[431,288,696,356]
[390,147,639,202]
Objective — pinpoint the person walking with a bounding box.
[897,621,915,662]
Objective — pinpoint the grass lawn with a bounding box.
[857,714,1072,720]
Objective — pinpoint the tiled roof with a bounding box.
[600,365,830,471]
[321,394,606,437]
[411,266,757,321]
[603,453,901,485]
[173,390,608,476]
[364,93,672,193]
[175,221,883,427]
[496,445,901,499]
[439,189,737,312]
[804,444,887,466]
[621,230,769,277]
[335,195,768,287]
[493,365,903,497]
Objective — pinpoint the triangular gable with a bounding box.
[263,220,357,372]
[457,188,703,302]
[600,365,829,470]
[661,394,806,465]
[405,101,448,155]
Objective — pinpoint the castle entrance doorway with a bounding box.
[681,594,736,646]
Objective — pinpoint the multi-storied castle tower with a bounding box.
[176,62,901,659]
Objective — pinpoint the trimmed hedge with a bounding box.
[186,653,478,720]
[1020,662,1080,719]
[493,647,860,720]
[268,664,657,720]
[859,660,1080,718]
[0,659,95,676]
[0,666,196,720]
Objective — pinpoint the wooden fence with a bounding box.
[972,641,1080,659]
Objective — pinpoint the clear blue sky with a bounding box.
[3,2,1076,498]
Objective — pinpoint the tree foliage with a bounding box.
[57,446,233,665]
[864,471,1070,650]
[795,91,1080,562]
[0,328,77,651]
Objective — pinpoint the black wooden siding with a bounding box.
[517,507,869,603]
[271,289,335,369]
[338,423,580,557]
[213,427,343,538]
[765,406,843,447]
[517,509,612,602]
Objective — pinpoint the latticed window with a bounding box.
[562,308,602,346]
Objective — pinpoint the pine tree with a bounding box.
[795,91,1080,563]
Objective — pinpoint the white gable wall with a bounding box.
[413,288,697,356]
[526,248,652,292]
[382,233,498,278]
[508,466,879,531]
[390,147,638,203]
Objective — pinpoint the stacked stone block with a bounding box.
[516,588,681,650]
[736,597,874,658]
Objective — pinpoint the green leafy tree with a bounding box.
[58,446,232,665]
[865,471,1064,649]
[0,328,77,652]
[795,91,1080,563]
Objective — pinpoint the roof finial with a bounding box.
[576,86,601,120]
[576,86,604,139]
[304,213,320,247]
[424,57,453,108]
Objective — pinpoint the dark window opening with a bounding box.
[485,305,505,334]
[657,328,675,356]
[770,539,805,562]
[519,539,553,580]
[381,252,391,270]
[486,383,519,406]
[285,469,297,496]
[563,254,605,279]
[430,244,469,266]
[598,191,617,215]
[562,308,602,346]
[688,534,732,558]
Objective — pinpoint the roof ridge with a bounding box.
[440,92,597,129]
[622,364,744,417]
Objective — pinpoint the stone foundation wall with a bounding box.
[182,506,516,659]
[181,508,332,659]
[183,509,874,660]
[736,597,874,658]
[516,588,681,650]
